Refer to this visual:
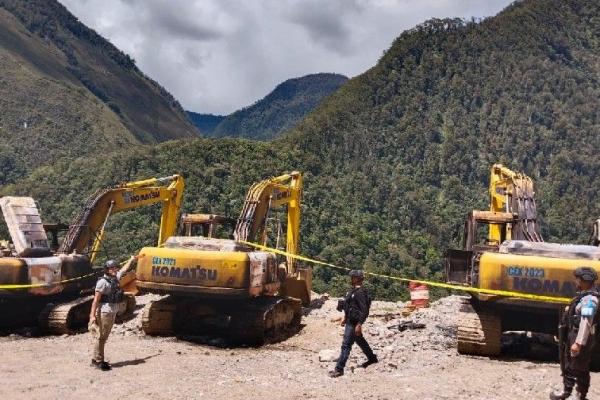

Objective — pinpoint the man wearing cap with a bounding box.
[551,266,599,400]
[329,269,378,378]
[89,259,125,371]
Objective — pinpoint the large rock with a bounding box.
[318,349,338,362]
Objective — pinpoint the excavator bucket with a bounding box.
[283,267,312,306]
[119,271,138,295]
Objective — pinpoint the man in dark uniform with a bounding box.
[329,269,378,378]
[550,266,599,400]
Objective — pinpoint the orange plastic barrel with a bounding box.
[409,281,429,308]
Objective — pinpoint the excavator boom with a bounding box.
[59,175,184,263]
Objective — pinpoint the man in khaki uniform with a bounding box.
[89,259,123,371]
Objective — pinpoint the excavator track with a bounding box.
[142,297,176,336]
[38,295,93,334]
[456,299,502,356]
[39,293,136,335]
[0,296,53,329]
[116,293,137,322]
[230,297,302,345]
[142,296,302,345]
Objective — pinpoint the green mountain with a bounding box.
[0,0,198,177]
[193,73,348,140]
[186,112,225,136]
[4,0,600,300]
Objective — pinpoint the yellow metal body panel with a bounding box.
[136,246,250,290]
[478,252,600,299]
[0,258,27,285]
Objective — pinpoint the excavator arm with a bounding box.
[591,219,600,246]
[58,175,184,264]
[234,171,302,274]
[447,164,543,286]
[233,171,310,303]
[488,164,542,243]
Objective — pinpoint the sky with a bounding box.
[60,0,514,115]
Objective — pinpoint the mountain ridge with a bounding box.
[189,73,348,140]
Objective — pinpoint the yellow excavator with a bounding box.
[446,164,600,356]
[136,171,311,344]
[0,175,184,334]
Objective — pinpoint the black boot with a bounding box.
[361,356,378,368]
[99,361,111,371]
[328,369,343,378]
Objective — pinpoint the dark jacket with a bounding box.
[559,290,600,372]
[343,286,371,324]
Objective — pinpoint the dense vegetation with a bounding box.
[0,0,198,173]
[3,0,600,301]
[193,73,348,140]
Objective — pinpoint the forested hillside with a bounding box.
[0,0,198,176]
[3,0,600,300]
[197,73,348,140]
[186,112,225,136]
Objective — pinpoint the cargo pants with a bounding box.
[90,310,117,362]
[562,331,593,398]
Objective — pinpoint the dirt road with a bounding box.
[1,295,598,400]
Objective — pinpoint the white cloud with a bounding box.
[59,0,513,114]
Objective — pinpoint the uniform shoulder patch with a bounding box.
[581,297,598,317]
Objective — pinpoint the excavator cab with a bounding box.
[446,210,516,285]
[179,213,236,239]
[43,223,70,253]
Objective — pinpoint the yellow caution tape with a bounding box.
[0,258,131,290]
[240,241,572,304]
[0,272,99,289]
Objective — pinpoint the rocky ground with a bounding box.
[1,294,599,400]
